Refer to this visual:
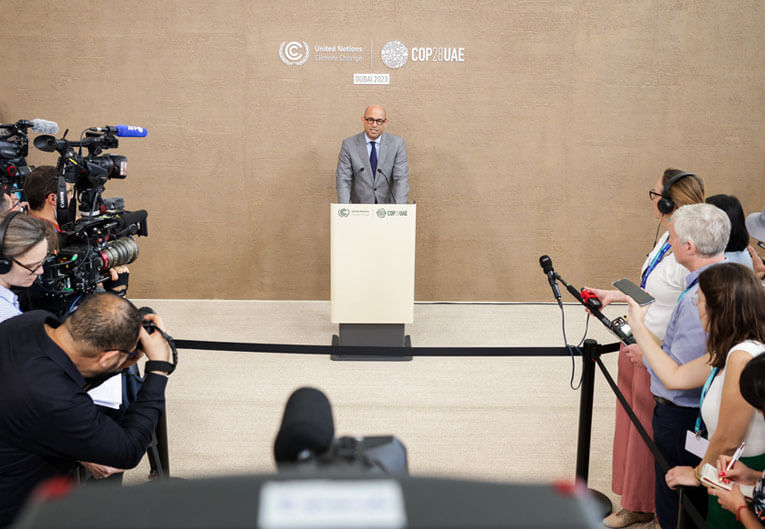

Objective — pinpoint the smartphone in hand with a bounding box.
[612,278,656,306]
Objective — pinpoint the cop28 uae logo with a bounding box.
[381,41,408,69]
[376,208,387,219]
[279,41,310,65]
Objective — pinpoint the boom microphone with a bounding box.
[88,125,148,137]
[30,119,59,134]
[539,255,562,306]
[274,387,335,465]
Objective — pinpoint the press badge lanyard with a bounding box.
[695,367,720,437]
[641,242,671,289]
[677,276,699,303]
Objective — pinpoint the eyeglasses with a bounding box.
[114,349,140,359]
[10,256,46,275]
[648,190,662,201]
[757,241,765,250]
[364,117,386,125]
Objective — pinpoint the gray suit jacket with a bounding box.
[335,131,409,204]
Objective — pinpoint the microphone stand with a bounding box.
[551,270,619,518]
[379,168,395,204]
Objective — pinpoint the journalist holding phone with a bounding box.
[589,170,705,529]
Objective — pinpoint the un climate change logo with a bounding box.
[338,208,350,218]
[279,41,310,65]
[381,41,408,69]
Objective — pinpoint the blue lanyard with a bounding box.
[641,242,671,289]
[695,367,719,436]
[677,276,699,302]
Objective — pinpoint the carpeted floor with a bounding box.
[120,299,648,517]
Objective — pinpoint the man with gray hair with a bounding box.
[622,203,729,529]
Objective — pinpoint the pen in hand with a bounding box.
[720,442,746,482]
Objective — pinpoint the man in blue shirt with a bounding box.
[607,203,730,529]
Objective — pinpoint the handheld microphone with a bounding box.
[89,125,148,137]
[274,387,335,465]
[558,278,636,345]
[539,255,562,306]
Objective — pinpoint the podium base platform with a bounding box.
[332,324,412,361]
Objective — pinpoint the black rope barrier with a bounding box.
[174,339,575,357]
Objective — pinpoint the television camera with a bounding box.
[0,119,58,197]
[29,125,149,304]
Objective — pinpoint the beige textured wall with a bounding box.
[2,1,763,300]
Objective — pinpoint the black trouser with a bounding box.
[652,401,708,529]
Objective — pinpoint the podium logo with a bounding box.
[376,208,387,219]
[381,41,409,69]
[279,41,310,65]
[338,208,350,218]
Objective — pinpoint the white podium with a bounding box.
[330,203,416,352]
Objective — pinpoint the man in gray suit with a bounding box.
[335,104,409,204]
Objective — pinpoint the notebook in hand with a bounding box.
[699,463,754,500]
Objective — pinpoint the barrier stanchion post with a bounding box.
[575,339,612,517]
[154,412,170,477]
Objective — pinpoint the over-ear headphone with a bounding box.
[0,211,21,274]
[657,171,697,215]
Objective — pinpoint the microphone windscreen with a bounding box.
[274,387,334,463]
[114,125,148,137]
[31,119,59,134]
[539,255,554,275]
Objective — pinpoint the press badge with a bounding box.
[685,430,709,458]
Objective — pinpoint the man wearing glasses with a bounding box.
[0,292,174,527]
[336,104,409,204]
[591,204,730,529]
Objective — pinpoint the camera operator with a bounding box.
[24,165,71,236]
[22,166,129,311]
[0,292,174,528]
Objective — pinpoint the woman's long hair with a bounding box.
[699,263,765,368]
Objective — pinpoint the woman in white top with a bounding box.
[593,169,705,528]
[626,262,765,529]
[0,211,49,322]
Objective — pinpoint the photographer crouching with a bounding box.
[0,292,174,528]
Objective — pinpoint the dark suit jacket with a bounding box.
[0,311,167,527]
[335,131,409,204]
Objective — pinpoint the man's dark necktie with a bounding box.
[369,141,378,178]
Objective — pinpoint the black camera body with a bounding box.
[24,126,149,307]
[34,129,128,216]
[38,208,148,303]
[0,120,33,195]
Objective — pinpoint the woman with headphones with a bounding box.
[592,168,706,528]
[0,211,51,322]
